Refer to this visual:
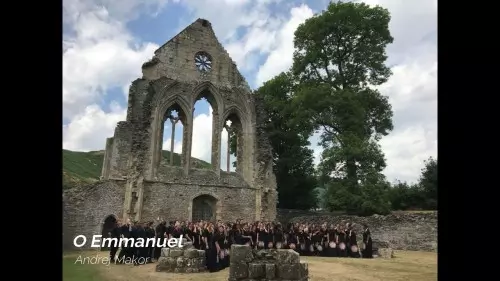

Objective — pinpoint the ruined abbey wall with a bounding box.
[94,18,278,223]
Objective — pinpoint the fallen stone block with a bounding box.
[169,249,184,258]
[160,248,170,257]
[184,248,199,258]
[230,245,254,264]
[229,262,248,279]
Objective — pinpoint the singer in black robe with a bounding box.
[326,227,337,257]
[217,230,228,270]
[206,229,220,272]
[202,227,210,250]
[287,229,298,251]
[242,228,252,246]
[348,229,360,258]
[311,229,323,256]
[171,225,182,238]
[129,223,139,263]
[134,223,149,265]
[274,226,284,249]
[303,230,313,256]
[230,225,241,245]
[192,226,202,249]
[145,222,155,262]
[117,222,133,262]
[337,229,348,257]
[109,222,121,262]
[362,224,373,258]
[153,221,166,260]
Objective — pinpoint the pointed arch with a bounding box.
[150,89,193,178]
[191,82,224,172]
[191,81,223,115]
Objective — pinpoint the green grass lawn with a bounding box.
[63,255,104,281]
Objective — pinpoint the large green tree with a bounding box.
[254,72,318,210]
[417,156,437,209]
[291,1,394,214]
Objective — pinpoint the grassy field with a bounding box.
[62,149,211,189]
[63,250,437,281]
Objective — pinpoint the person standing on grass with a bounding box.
[362,224,373,258]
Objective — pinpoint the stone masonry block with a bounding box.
[161,248,170,257]
[248,263,265,279]
[197,250,206,257]
[230,245,254,264]
[176,257,188,267]
[184,248,199,258]
[229,262,248,279]
[299,262,309,278]
[265,263,276,279]
[170,249,184,258]
[276,249,300,264]
[277,263,301,280]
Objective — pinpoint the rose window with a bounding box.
[195,52,212,72]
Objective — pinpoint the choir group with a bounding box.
[108,219,374,272]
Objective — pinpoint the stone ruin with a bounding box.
[156,238,207,273]
[229,245,309,281]
[63,18,278,249]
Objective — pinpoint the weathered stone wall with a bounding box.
[141,181,256,222]
[156,240,206,273]
[108,122,132,179]
[288,212,437,252]
[229,245,309,281]
[276,209,346,224]
[63,180,125,249]
[156,166,249,188]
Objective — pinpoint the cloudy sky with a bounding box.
[62,0,437,184]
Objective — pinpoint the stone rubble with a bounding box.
[228,244,309,281]
[156,239,206,273]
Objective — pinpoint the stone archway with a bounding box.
[191,195,217,222]
[100,214,117,251]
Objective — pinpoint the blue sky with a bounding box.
[62,0,437,183]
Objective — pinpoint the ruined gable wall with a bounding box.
[142,19,250,91]
[63,180,125,249]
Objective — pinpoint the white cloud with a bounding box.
[63,102,126,151]
[63,0,161,150]
[188,107,236,170]
[255,4,314,86]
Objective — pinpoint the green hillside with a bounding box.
[62,149,211,189]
